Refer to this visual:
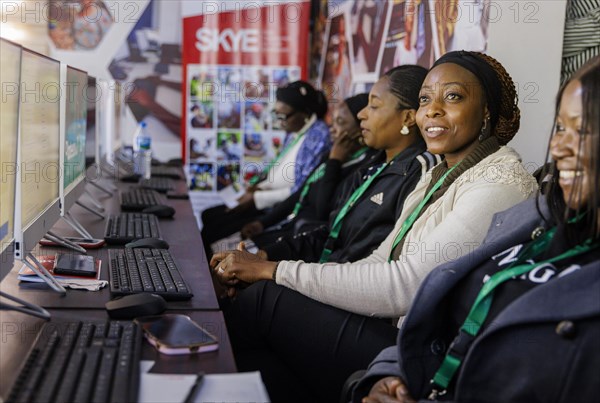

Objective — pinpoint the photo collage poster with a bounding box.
[187,65,301,192]
[317,0,490,101]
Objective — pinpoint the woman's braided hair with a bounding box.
[384,65,428,110]
[474,52,521,144]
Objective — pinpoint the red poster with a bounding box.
[182,1,310,193]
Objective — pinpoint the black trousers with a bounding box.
[224,281,398,403]
[200,204,263,258]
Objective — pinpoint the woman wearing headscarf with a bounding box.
[212,52,537,402]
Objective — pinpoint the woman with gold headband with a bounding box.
[212,52,537,402]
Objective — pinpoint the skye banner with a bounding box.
[182,1,310,195]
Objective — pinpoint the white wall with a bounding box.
[156,0,181,43]
[487,0,567,170]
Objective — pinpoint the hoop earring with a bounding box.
[479,118,490,141]
[400,125,410,135]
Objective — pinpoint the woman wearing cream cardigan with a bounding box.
[212,52,538,402]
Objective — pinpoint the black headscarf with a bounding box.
[276,81,328,119]
[344,93,369,125]
[432,51,502,130]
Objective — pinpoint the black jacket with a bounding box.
[353,197,600,402]
[265,139,439,263]
[252,150,377,246]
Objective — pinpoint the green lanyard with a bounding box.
[428,227,599,400]
[291,148,369,218]
[290,163,327,217]
[319,152,398,263]
[387,163,460,261]
[249,130,306,185]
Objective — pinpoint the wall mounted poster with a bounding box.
[182,1,310,194]
[318,0,490,101]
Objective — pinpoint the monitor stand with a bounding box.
[0,290,51,320]
[63,212,101,237]
[75,200,105,219]
[42,231,87,254]
[82,189,106,212]
[20,252,67,295]
[88,163,118,193]
[99,161,127,188]
[87,180,114,197]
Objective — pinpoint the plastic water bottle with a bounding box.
[133,121,152,179]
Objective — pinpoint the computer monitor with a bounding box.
[13,48,62,260]
[97,79,123,166]
[0,38,21,279]
[85,76,98,168]
[60,64,88,215]
[113,80,124,154]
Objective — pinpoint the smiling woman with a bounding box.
[418,63,489,166]
[547,56,600,242]
[354,55,600,403]
[210,52,538,402]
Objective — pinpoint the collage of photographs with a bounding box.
[187,65,301,192]
[318,0,489,101]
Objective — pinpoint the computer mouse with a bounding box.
[142,205,176,218]
[105,293,167,319]
[125,237,170,249]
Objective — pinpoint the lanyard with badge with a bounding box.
[386,163,461,261]
[427,223,599,400]
[291,148,369,219]
[248,128,307,186]
[319,152,411,263]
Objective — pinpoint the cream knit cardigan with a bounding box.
[275,146,538,324]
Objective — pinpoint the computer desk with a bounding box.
[0,174,219,310]
[0,309,237,399]
[0,172,239,400]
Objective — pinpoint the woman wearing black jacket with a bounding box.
[261,65,439,263]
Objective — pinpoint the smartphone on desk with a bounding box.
[53,253,97,277]
[134,314,219,355]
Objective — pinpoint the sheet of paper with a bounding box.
[139,361,270,403]
[217,184,245,209]
[140,372,197,402]
[140,360,155,373]
[192,372,270,402]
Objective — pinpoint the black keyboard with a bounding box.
[104,213,162,244]
[7,320,141,403]
[151,166,182,179]
[109,248,193,300]
[139,177,173,193]
[120,188,163,211]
